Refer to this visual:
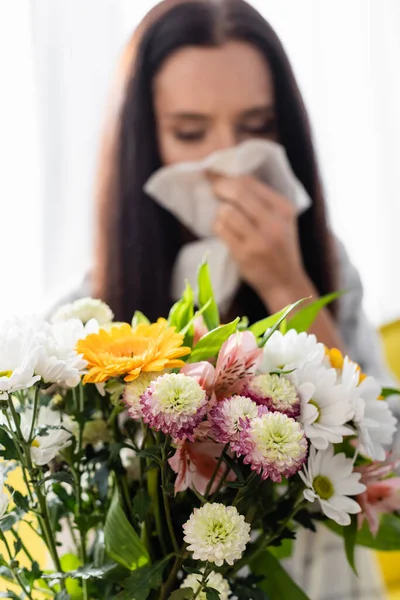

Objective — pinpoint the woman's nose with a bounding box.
[210,125,237,153]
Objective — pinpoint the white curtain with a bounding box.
[0,1,44,317]
[2,0,400,325]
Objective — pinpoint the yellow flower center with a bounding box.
[31,440,40,448]
[313,475,334,500]
[0,371,12,378]
[325,347,344,370]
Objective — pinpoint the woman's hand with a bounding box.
[209,173,310,308]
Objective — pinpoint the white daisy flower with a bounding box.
[21,405,76,466]
[293,365,354,450]
[181,569,231,600]
[51,297,114,326]
[0,318,41,398]
[335,355,397,460]
[261,330,325,375]
[300,445,366,526]
[183,503,250,566]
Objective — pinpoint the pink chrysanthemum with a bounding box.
[209,395,259,444]
[140,373,208,440]
[244,373,300,418]
[236,412,307,482]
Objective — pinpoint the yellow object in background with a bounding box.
[0,466,47,596]
[378,319,400,598]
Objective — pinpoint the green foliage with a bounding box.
[132,311,150,329]
[197,261,220,331]
[168,282,195,346]
[343,515,358,574]
[325,513,400,551]
[188,318,240,363]
[116,555,173,600]
[104,490,149,570]
[286,291,344,333]
[251,550,310,599]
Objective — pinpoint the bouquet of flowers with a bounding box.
[0,263,399,600]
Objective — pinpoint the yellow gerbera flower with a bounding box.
[76,318,190,384]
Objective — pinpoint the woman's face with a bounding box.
[154,41,277,165]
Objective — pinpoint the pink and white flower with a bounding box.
[140,373,208,440]
[209,395,260,444]
[236,411,308,482]
[244,373,300,417]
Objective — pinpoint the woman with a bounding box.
[74,0,390,597]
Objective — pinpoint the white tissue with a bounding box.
[144,139,312,311]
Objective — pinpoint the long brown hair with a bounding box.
[94,0,338,322]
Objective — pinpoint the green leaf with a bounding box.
[180,299,211,337]
[249,307,290,338]
[250,550,310,599]
[286,291,344,333]
[188,318,240,363]
[0,512,19,532]
[197,262,220,331]
[0,591,20,600]
[11,490,29,513]
[182,566,203,575]
[260,299,307,347]
[325,513,400,551]
[131,311,150,329]
[0,428,19,460]
[343,515,358,575]
[168,589,195,600]
[168,282,195,343]
[204,588,221,599]
[104,489,149,570]
[133,489,151,522]
[118,555,173,600]
[268,537,293,560]
[381,387,400,399]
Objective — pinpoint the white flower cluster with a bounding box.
[0,314,99,398]
[259,329,397,524]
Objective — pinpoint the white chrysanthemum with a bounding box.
[51,297,114,325]
[181,569,231,600]
[237,412,307,482]
[245,373,300,417]
[261,329,325,375]
[183,503,250,566]
[292,365,354,449]
[0,317,41,398]
[300,445,366,526]
[209,395,259,443]
[0,475,9,519]
[34,319,93,388]
[123,373,158,420]
[20,406,76,465]
[141,373,208,440]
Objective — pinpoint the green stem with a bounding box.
[148,465,167,556]
[210,464,232,501]
[161,437,179,554]
[159,546,187,600]
[7,398,65,588]
[28,385,40,443]
[0,529,34,600]
[193,561,211,600]
[10,529,34,564]
[232,472,257,507]
[204,443,229,498]
[76,383,88,600]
